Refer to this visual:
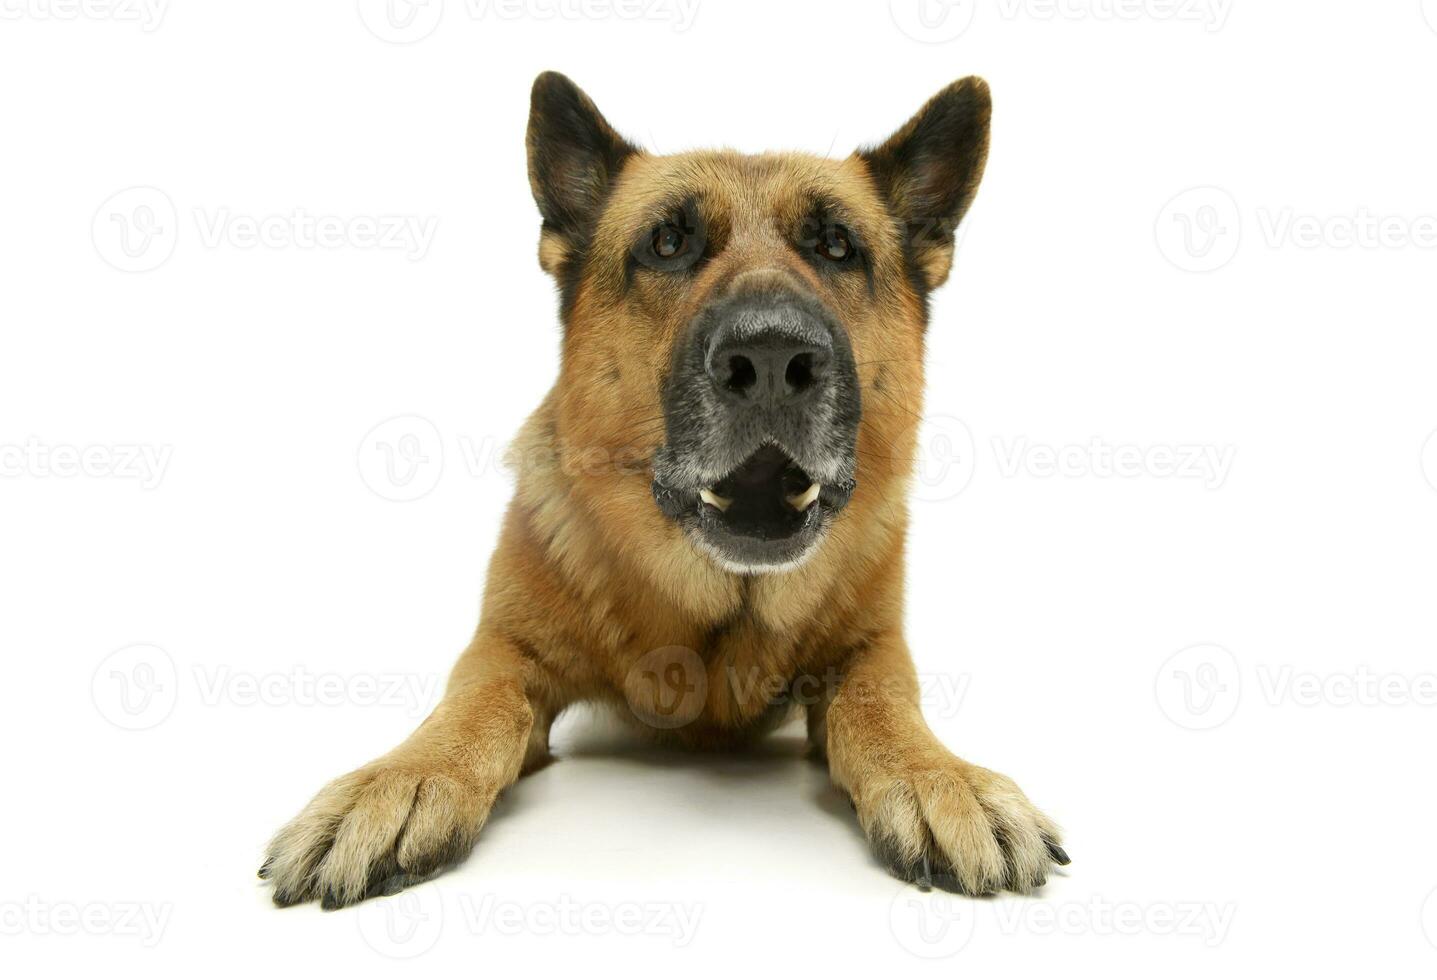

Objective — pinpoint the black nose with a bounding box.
[706,313,833,408]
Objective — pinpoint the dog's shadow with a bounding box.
[479,706,1067,895]
[485,704,870,856]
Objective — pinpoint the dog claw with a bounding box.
[1046,841,1071,866]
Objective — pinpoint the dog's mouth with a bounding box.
[652,444,855,573]
[697,445,822,540]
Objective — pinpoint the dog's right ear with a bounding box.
[526,72,638,276]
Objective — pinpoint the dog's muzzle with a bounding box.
[652,282,861,572]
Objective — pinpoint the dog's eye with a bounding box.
[652,223,688,260]
[815,224,854,262]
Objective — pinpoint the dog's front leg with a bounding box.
[816,636,1068,894]
[261,636,544,909]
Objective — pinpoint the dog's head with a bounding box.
[526,72,989,574]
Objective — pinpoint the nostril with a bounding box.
[725,354,757,397]
[784,351,820,397]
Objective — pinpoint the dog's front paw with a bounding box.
[260,759,495,909]
[854,755,1067,895]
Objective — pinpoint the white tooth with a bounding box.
[699,488,732,512]
[787,482,821,511]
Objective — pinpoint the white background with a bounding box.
[4,0,1437,974]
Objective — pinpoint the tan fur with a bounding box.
[262,76,1063,908]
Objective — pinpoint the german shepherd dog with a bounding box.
[262,72,1067,909]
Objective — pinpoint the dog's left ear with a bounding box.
[527,71,638,276]
[859,76,991,292]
